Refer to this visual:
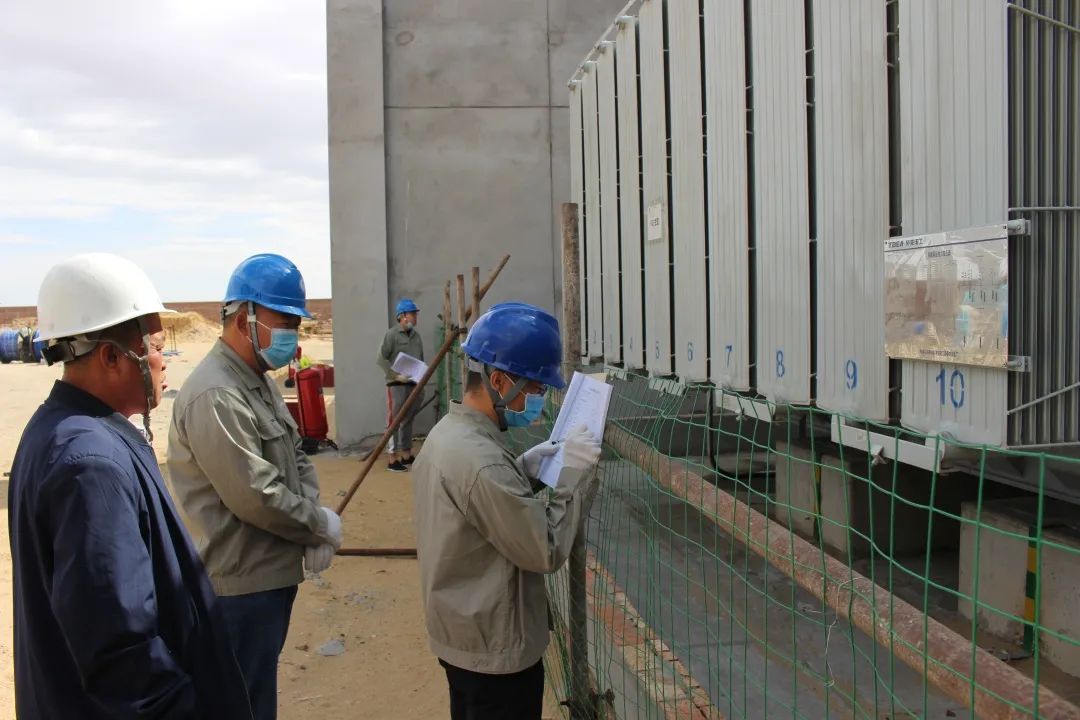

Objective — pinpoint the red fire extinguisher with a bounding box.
[295,367,337,453]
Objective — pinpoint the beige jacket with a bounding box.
[412,403,593,674]
[167,340,328,597]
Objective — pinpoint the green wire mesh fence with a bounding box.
[490,368,1080,720]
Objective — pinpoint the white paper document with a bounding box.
[537,372,612,489]
[391,352,428,384]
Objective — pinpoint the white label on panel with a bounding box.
[647,202,664,242]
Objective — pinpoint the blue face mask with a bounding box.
[503,392,546,428]
[259,327,299,370]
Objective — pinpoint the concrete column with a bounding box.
[771,440,819,540]
[327,0,388,448]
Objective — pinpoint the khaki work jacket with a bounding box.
[167,340,327,597]
[412,403,593,674]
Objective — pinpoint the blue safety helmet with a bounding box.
[461,302,565,389]
[224,254,311,318]
[396,298,419,318]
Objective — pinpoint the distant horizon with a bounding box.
[0,297,335,310]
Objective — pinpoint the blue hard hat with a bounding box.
[395,298,419,317]
[461,302,565,389]
[224,254,311,318]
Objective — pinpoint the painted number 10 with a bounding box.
[935,367,966,409]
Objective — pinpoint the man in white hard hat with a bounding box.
[168,253,341,720]
[7,253,253,719]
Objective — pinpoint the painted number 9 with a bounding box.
[935,366,966,409]
[845,359,858,390]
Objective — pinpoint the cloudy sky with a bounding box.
[0,1,330,305]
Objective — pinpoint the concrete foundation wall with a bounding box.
[958,498,1080,677]
[818,454,962,561]
[770,440,968,562]
[327,0,630,446]
[771,441,818,540]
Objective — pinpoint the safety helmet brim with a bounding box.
[36,253,175,342]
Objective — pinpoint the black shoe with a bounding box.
[403,455,416,466]
[388,460,409,473]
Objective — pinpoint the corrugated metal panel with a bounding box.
[668,0,708,382]
[598,45,623,365]
[812,0,889,419]
[617,19,646,369]
[898,0,1009,445]
[640,0,674,375]
[569,84,587,355]
[703,0,750,392]
[1007,2,1080,448]
[751,1,812,404]
[582,64,605,359]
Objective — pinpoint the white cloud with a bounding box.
[0,0,330,304]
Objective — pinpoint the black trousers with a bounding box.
[440,659,545,720]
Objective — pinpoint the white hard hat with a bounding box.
[36,252,173,342]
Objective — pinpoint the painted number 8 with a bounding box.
[655,340,660,360]
[775,350,786,378]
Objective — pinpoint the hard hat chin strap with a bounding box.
[104,316,156,442]
[245,301,272,372]
[45,319,158,442]
[470,359,528,432]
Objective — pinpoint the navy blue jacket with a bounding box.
[8,381,253,719]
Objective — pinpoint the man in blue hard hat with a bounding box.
[377,297,424,472]
[412,302,602,720]
[9,253,253,719]
[167,253,343,720]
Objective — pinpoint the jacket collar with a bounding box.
[46,381,151,447]
[213,338,269,394]
[449,402,504,442]
[47,380,115,418]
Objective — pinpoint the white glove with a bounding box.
[562,424,601,471]
[304,544,335,575]
[520,439,561,478]
[319,507,343,549]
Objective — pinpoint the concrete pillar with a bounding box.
[818,454,961,560]
[327,0,389,448]
[771,441,818,540]
[958,498,1080,677]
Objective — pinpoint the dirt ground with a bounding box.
[0,338,560,719]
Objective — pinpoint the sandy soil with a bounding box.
[0,337,560,719]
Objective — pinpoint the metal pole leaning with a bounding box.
[334,254,510,519]
[560,202,594,720]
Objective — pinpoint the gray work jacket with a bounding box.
[412,403,592,674]
[167,340,327,597]
[377,325,424,384]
